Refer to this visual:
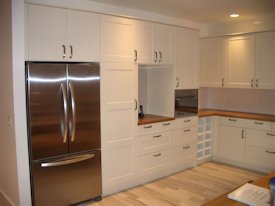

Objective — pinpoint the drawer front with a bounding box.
[138,150,171,173]
[245,146,275,170]
[246,129,275,149]
[137,132,172,155]
[138,123,160,136]
[160,121,175,132]
[173,142,196,163]
[246,119,272,131]
[175,116,198,129]
[173,127,197,145]
[220,117,246,127]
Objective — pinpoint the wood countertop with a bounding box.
[202,171,275,206]
[138,114,175,125]
[199,109,275,122]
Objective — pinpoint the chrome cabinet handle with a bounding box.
[241,129,245,139]
[134,99,137,110]
[176,77,180,88]
[163,123,170,126]
[144,125,152,129]
[69,82,76,142]
[69,45,73,59]
[222,78,225,87]
[254,121,263,125]
[255,78,259,88]
[62,45,66,58]
[228,118,237,122]
[41,154,95,167]
[265,150,275,154]
[251,79,254,88]
[184,119,191,122]
[182,145,190,150]
[154,51,158,62]
[153,135,161,138]
[153,153,161,157]
[60,83,68,143]
[184,129,191,132]
[134,50,137,62]
[266,133,275,137]
[159,51,162,63]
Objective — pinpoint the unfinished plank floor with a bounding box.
[90,162,263,206]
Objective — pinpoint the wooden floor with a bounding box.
[0,162,263,206]
[89,162,263,206]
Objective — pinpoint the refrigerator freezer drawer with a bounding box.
[31,150,102,206]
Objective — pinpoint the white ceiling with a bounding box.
[88,0,275,24]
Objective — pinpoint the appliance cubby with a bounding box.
[197,116,213,162]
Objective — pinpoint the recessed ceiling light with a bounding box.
[230,14,239,18]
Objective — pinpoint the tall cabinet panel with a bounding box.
[200,37,226,87]
[101,63,138,196]
[174,27,199,89]
[28,4,66,61]
[256,31,275,89]
[100,16,135,63]
[226,34,255,88]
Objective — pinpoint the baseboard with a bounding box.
[0,188,16,206]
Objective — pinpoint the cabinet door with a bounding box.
[28,4,66,61]
[219,125,245,162]
[174,27,198,89]
[256,31,275,89]
[226,34,255,88]
[200,37,226,87]
[101,63,137,195]
[67,10,100,61]
[154,24,173,64]
[133,21,155,64]
[101,16,135,63]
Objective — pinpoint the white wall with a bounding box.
[200,87,275,115]
[0,0,20,205]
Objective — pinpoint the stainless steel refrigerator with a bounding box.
[26,62,102,206]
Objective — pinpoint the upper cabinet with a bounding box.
[174,27,199,89]
[101,15,135,63]
[26,4,100,62]
[200,37,226,87]
[134,22,173,65]
[255,31,275,89]
[200,32,275,89]
[226,34,256,88]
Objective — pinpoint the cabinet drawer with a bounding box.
[245,146,275,170]
[246,129,275,149]
[220,117,246,127]
[137,132,172,155]
[246,119,272,131]
[138,123,160,136]
[175,116,198,129]
[160,121,174,131]
[138,150,171,174]
[173,126,197,145]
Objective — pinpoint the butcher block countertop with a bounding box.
[138,114,175,125]
[199,109,275,122]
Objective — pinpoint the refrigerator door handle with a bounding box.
[69,82,76,142]
[61,83,68,143]
[40,154,95,168]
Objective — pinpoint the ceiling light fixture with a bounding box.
[230,14,239,18]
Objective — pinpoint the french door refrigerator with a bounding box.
[26,62,102,206]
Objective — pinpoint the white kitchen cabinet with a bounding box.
[200,37,226,87]
[101,63,138,196]
[27,4,99,61]
[174,27,199,89]
[226,34,256,88]
[219,124,245,162]
[255,31,275,89]
[133,22,173,64]
[101,15,135,63]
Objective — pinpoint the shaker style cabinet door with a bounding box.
[226,34,256,88]
[174,27,198,89]
[66,10,100,62]
[100,15,135,63]
[27,4,66,61]
[255,31,275,89]
[200,37,226,87]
